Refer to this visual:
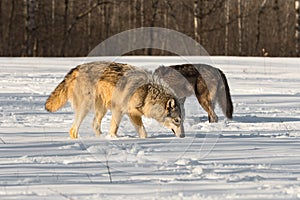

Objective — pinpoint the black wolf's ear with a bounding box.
[167,98,176,110]
[155,66,168,76]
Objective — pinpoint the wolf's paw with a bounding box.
[208,115,218,123]
[69,127,78,139]
[110,133,118,138]
[139,133,147,139]
[94,130,102,137]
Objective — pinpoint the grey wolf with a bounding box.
[154,63,233,122]
[45,61,184,139]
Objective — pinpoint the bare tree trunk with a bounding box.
[296,0,300,56]
[105,4,110,38]
[51,0,55,55]
[141,0,144,27]
[133,0,137,29]
[23,0,27,56]
[243,0,250,55]
[166,0,178,30]
[255,0,267,55]
[0,0,2,55]
[163,0,168,28]
[224,0,230,56]
[283,1,290,56]
[87,0,92,52]
[128,1,131,29]
[112,0,119,33]
[8,0,15,56]
[193,0,199,42]
[101,3,105,38]
[132,0,138,55]
[274,0,282,56]
[127,1,132,54]
[237,0,242,55]
[62,0,73,56]
[161,0,169,55]
[62,0,69,56]
[140,0,146,55]
[133,0,138,28]
[147,0,159,55]
[198,0,203,45]
[25,0,38,56]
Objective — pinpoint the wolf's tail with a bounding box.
[45,67,78,112]
[217,69,233,119]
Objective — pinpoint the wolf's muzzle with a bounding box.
[172,126,185,138]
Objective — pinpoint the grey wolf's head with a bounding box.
[164,98,185,138]
[150,98,185,138]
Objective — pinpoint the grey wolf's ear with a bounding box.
[167,98,176,109]
[178,97,186,105]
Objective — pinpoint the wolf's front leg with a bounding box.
[109,110,122,138]
[129,114,147,138]
[70,107,89,139]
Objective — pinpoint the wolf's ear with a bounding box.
[178,97,186,105]
[167,98,176,110]
[155,66,168,76]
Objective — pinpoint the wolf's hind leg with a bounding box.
[70,104,90,139]
[196,93,218,123]
[93,110,106,137]
[129,114,147,138]
[93,99,107,136]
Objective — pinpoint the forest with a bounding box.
[0,0,300,57]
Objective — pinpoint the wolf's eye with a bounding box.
[173,118,180,124]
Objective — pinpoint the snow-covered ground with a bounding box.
[0,56,299,199]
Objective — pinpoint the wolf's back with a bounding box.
[45,67,78,112]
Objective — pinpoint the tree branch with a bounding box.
[67,1,111,36]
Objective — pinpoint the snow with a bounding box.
[0,56,300,199]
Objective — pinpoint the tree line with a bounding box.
[0,0,299,57]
